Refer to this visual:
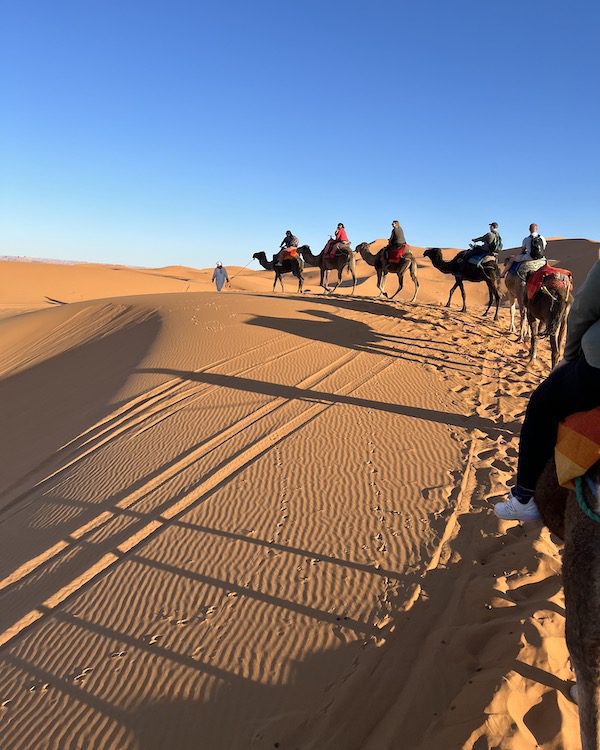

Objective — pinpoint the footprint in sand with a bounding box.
[73,668,93,683]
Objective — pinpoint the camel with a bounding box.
[297,244,356,294]
[524,270,573,370]
[423,247,500,320]
[355,242,419,302]
[252,251,304,294]
[536,458,600,750]
[502,259,529,342]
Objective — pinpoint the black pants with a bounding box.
[517,355,600,492]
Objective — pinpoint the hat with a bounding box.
[216,261,222,267]
[489,222,499,229]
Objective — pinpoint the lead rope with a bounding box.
[227,257,257,283]
[575,475,600,524]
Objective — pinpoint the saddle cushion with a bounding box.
[555,407,600,488]
[387,244,407,262]
[282,247,298,260]
[467,253,495,266]
[526,263,572,301]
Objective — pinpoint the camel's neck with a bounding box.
[298,245,320,266]
[256,254,273,271]
[358,245,378,267]
[429,253,454,274]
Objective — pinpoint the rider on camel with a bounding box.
[503,223,547,280]
[382,220,407,269]
[275,230,300,266]
[462,222,502,267]
[494,260,600,521]
[323,223,350,259]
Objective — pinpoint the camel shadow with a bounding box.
[136,365,511,440]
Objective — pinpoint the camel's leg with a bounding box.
[446,280,459,308]
[409,259,419,302]
[350,266,356,295]
[347,256,357,295]
[320,267,330,293]
[550,333,559,369]
[380,271,389,298]
[273,274,278,293]
[482,281,494,316]
[492,282,500,321]
[329,267,342,293]
[556,303,570,361]
[528,318,539,363]
[389,270,404,300]
[509,298,516,333]
[458,280,467,312]
[297,270,304,294]
[377,270,388,298]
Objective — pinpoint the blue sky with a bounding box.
[1,1,598,267]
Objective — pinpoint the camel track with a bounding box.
[0,292,570,750]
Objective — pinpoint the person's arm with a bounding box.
[224,269,230,282]
[471,233,489,244]
[212,270,216,281]
[564,261,600,361]
[512,239,530,262]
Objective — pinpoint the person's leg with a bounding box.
[517,356,600,494]
[495,356,600,520]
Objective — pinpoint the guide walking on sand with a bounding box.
[212,262,230,291]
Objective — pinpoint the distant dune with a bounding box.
[0,238,597,749]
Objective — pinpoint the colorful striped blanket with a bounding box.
[555,407,600,488]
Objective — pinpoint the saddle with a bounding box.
[282,247,299,261]
[387,244,407,262]
[323,241,350,259]
[555,407,600,488]
[526,263,572,301]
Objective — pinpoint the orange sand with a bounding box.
[0,238,598,749]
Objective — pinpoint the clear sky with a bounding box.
[2,0,599,268]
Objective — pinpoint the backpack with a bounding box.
[530,234,544,260]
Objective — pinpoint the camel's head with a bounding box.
[502,256,512,269]
[355,242,369,253]
[252,252,263,260]
[423,248,441,261]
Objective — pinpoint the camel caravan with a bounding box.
[249,221,600,749]
[253,220,574,368]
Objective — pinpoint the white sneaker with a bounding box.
[494,490,541,522]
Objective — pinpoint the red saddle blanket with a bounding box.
[527,263,572,301]
[387,244,407,262]
[282,247,298,260]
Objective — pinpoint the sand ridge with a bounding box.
[0,238,598,749]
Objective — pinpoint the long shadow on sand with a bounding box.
[139,366,511,440]
[0,501,570,749]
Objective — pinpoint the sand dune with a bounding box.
[0,238,598,749]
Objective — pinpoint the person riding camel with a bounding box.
[462,222,502,267]
[275,230,300,266]
[494,260,600,521]
[503,223,547,280]
[382,220,407,269]
[323,223,350,259]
